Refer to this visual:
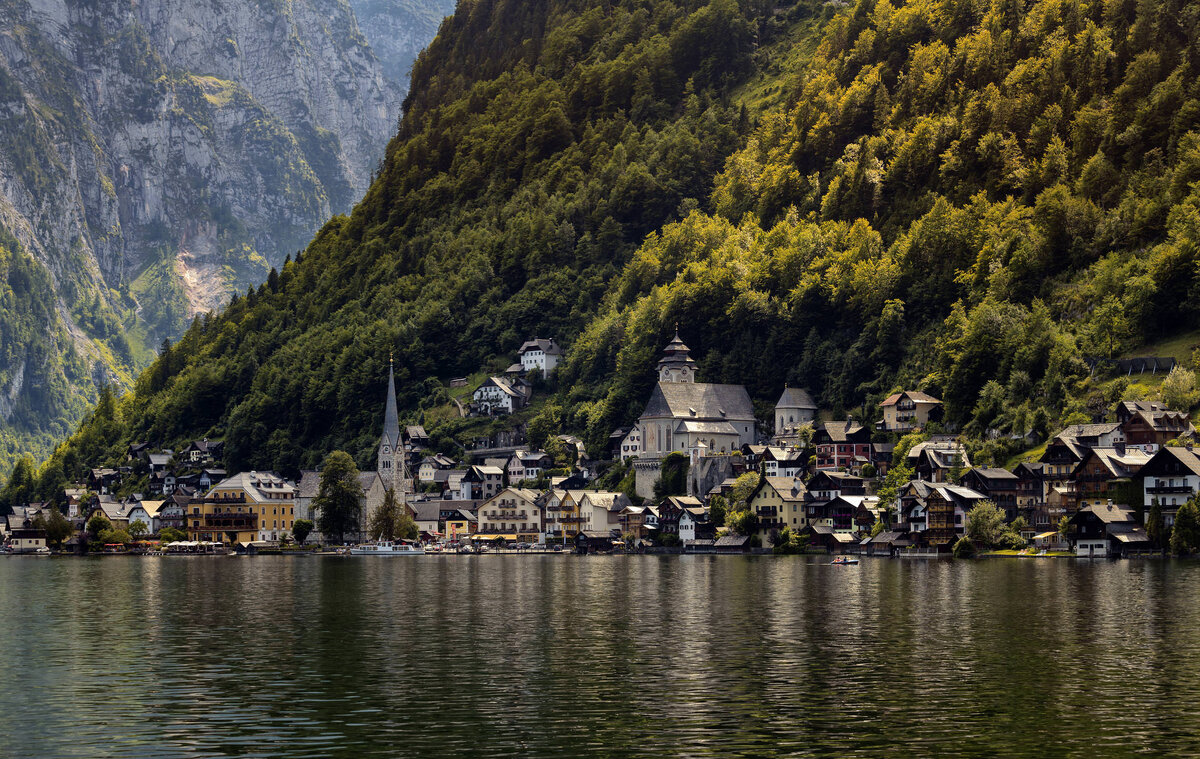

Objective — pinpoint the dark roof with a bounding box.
[776,386,817,410]
[382,364,400,447]
[821,420,867,442]
[518,338,562,356]
[640,382,755,421]
[1078,503,1137,524]
[967,467,1018,481]
[715,535,750,547]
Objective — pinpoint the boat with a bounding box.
[348,539,425,556]
[830,556,859,565]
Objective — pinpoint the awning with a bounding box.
[1033,531,1058,539]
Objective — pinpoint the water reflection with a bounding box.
[2,556,1200,756]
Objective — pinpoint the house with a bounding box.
[417,454,456,482]
[4,508,47,553]
[198,469,226,491]
[806,494,878,533]
[658,495,703,538]
[813,420,871,471]
[1013,462,1045,526]
[444,509,476,542]
[1068,502,1144,557]
[806,471,866,501]
[189,471,296,544]
[924,485,990,549]
[506,451,553,483]
[182,439,223,465]
[636,331,756,460]
[618,505,658,540]
[800,524,859,553]
[1072,446,1150,510]
[1117,400,1194,449]
[459,465,504,500]
[126,500,164,535]
[908,438,971,483]
[714,535,751,553]
[88,468,121,494]
[748,476,808,541]
[127,442,151,461]
[477,488,543,540]
[878,391,943,431]
[677,507,714,542]
[614,427,642,462]
[412,501,444,539]
[575,530,618,554]
[774,386,818,438]
[404,425,431,450]
[1139,445,1200,527]
[158,494,188,533]
[578,491,630,534]
[518,337,563,375]
[147,452,172,473]
[959,468,1020,520]
[91,496,130,529]
[473,376,531,415]
[762,447,805,478]
[870,442,894,476]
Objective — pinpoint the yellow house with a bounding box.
[879,391,943,431]
[748,476,808,543]
[187,471,296,544]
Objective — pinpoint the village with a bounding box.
[2,333,1196,560]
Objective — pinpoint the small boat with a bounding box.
[830,556,859,565]
[348,539,425,556]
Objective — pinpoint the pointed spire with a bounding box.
[382,356,400,448]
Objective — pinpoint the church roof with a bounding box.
[674,420,740,435]
[776,386,817,410]
[640,382,755,422]
[382,362,400,448]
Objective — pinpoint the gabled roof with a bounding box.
[1141,446,1200,477]
[640,382,755,422]
[819,420,867,442]
[518,338,562,356]
[776,386,817,410]
[297,471,321,499]
[880,390,942,406]
[965,467,1018,481]
[405,425,429,440]
[1077,447,1151,478]
[1077,503,1137,524]
[760,476,807,502]
[477,376,524,398]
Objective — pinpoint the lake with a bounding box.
[1,555,1199,757]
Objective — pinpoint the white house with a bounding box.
[518,338,563,375]
[1140,446,1200,526]
[678,508,709,542]
[618,427,641,461]
[473,376,529,415]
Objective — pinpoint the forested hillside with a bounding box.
[12,0,1200,494]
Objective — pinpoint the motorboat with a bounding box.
[830,556,859,565]
[348,539,425,556]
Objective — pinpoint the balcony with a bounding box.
[1147,485,1194,494]
[757,507,778,517]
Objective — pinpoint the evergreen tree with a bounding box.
[1171,500,1200,556]
[1147,501,1165,550]
[369,488,403,540]
[314,451,362,545]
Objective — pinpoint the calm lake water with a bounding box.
[2,555,1199,757]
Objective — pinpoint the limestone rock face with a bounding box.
[347,0,456,90]
[0,0,440,468]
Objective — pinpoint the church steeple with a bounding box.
[378,355,410,493]
[657,325,697,383]
[381,355,400,449]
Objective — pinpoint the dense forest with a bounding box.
[9,0,1200,496]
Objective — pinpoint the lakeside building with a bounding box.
[186,472,296,544]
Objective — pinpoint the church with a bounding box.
[633,331,756,494]
[377,358,414,495]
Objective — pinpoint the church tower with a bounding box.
[656,327,697,383]
[377,357,412,494]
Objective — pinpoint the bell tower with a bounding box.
[656,326,697,384]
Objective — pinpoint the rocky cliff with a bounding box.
[0,0,417,469]
[348,0,455,90]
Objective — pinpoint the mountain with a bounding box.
[12,0,1200,495]
[348,0,457,88]
[0,0,453,472]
